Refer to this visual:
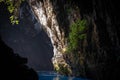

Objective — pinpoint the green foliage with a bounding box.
[57,64,70,75]
[79,34,86,39]
[67,7,72,13]
[9,16,19,25]
[7,3,14,13]
[67,19,87,52]
[0,0,24,25]
[0,0,3,2]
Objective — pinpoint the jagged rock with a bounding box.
[28,0,72,75]
[28,0,120,80]
[2,0,119,80]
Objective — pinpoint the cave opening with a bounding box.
[0,2,54,71]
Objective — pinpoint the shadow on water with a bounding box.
[0,2,54,71]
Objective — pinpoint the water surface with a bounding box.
[38,71,88,80]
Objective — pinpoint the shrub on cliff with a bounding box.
[67,19,87,52]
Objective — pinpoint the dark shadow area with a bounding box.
[0,2,54,71]
[50,0,70,37]
[72,0,120,80]
[0,36,38,80]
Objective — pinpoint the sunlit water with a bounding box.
[38,71,88,80]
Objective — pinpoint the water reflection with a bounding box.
[38,71,88,80]
[53,75,60,80]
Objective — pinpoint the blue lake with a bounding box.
[38,71,88,80]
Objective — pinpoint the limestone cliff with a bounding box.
[27,0,120,80]
[28,0,73,75]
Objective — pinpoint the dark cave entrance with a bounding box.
[0,3,54,71]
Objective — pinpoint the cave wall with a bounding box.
[28,0,120,79]
[65,0,120,79]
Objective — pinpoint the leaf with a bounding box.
[15,20,19,24]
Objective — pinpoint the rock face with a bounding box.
[69,0,120,80]
[28,0,120,79]
[0,36,38,80]
[0,1,54,71]
[28,0,72,75]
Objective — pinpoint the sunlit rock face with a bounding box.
[28,0,72,75]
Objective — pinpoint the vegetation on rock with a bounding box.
[67,19,87,52]
[0,0,24,25]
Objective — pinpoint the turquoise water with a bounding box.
[38,71,88,80]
